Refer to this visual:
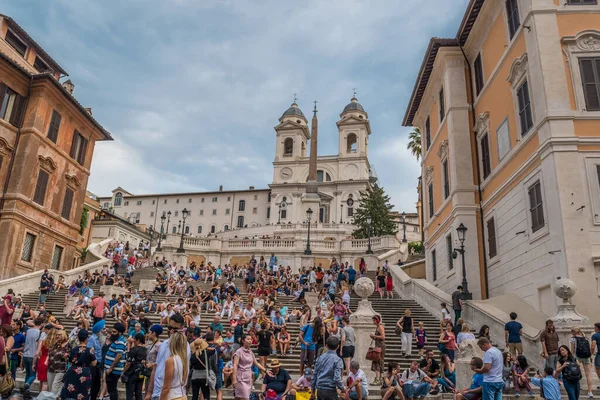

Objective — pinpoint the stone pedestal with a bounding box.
[301,255,314,271]
[551,278,589,328]
[349,276,380,383]
[172,252,189,268]
[65,297,78,314]
[100,285,128,298]
[305,292,318,317]
[139,279,156,292]
[456,339,484,390]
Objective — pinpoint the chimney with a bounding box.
[249,186,255,190]
[219,185,223,191]
[84,107,92,115]
[62,79,74,95]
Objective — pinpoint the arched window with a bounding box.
[239,200,246,212]
[237,216,244,228]
[301,142,306,157]
[284,138,294,156]
[197,225,203,234]
[347,133,357,153]
[224,225,229,231]
[172,226,177,234]
[316,170,332,183]
[114,193,122,206]
[210,225,216,234]
[185,225,190,234]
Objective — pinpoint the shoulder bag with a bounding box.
[366,340,382,361]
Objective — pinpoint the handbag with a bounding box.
[0,373,14,395]
[192,352,217,390]
[366,340,382,361]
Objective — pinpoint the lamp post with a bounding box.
[177,220,181,234]
[165,211,172,238]
[304,208,313,255]
[177,208,188,253]
[452,223,472,300]
[157,214,166,251]
[277,203,282,224]
[366,216,374,254]
[147,225,154,250]
[401,211,407,243]
[340,204,343,224]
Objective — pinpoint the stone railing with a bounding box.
[0,237,114,297]
[388,263,546,367]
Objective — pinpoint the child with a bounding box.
[415,321,428,356]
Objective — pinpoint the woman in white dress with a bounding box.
[160,332,188,400]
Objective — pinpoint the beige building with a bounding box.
[99,96,379,236]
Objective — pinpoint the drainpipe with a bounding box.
[0,76,33,213]
[460,45,490,299]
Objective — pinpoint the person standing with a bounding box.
[370,315,385,385]
[87,320,104,400]
[541,319,560,373]
[451,286,463,325]
[23,317,45,392]
[232,334,267,400]
[570,327,593,398]
[475,337,504,400]
[47,329,71,396]
[590,322,600,390]
[340,317,355,374]
[123,333,147,400]
[556,345,584,400]
[397,309,414,357]
[104,323,127,400]
[504,312,523,357]
[61,329,97,400]
[92,292,108,324]
[311,337,345,400]
[160,332,189,400]
[0,296,13,326]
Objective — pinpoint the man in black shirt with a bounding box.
[451,286,463,325]
[137,312,151,333]
[262,359,292,397]
[419,350,441,393]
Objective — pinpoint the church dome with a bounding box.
[343,96,365,113]
[281,102,305,118]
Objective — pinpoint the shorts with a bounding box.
[508,342,523,354]
[342,345,355,359]
[39,294,47,304]
[577,356,591,365]
[258,347,271,357]
[349,388,367,400]
[463,393,482,400]
[300,348,315,367]
[595,354,600,368]
[416,344,425,349]
[215,372,223,390]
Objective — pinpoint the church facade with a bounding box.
[98,96,376,234]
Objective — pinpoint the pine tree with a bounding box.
[352,183,398,238]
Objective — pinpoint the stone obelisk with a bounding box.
[299,101,321,272]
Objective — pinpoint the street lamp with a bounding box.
[340,204,343,224]
[165,211,172,238]
[157,214,166,251]
[452,223,472,300]
[366,216,374,254]
[277,203,282,224]
[176,208,188,253]
[401,211,407,243]
[147,225,154,257]
[177,220,181,234]
[304,208,313,255]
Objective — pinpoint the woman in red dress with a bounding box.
[385,272,394,299]
[35,325,51,392]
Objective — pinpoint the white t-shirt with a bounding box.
[349,369,369,396]
[401,368,426,383]
[483,346,504,383]
[442,308,451,321]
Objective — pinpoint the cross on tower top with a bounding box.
[293,92,297,103]
[313,100,318,116]
[353,87,357,97]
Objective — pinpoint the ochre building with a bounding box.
[403,0,600,317]
[0,15,112,276]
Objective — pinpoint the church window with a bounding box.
[185,225,190,234]
[224,225,229,231]
[284,138,294,156]
[281,209,287,219]
[197,225,203,234]
[347,133,357,153]
[211,225,216,234]
[114,193,122,206]
[239,200,246,212]
[172,226,177,234]
[237,216,244,228]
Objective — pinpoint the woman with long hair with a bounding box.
[570,327,594,398]
[557,344,584,400]
[438,353,456,392]
[232,334,266,400]
[479,325,490,340]
[512,355,533,397]
[312,317,326,356]
[256,322,274,371]
[35,324,51,392]
[439,323,457,362]
[502,352,513,393]
[0,325,13,379]
[370,315,386,386]
[160,332,189,400]
[46,329,70,395]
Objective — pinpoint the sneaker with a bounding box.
[515,393,520,398]
[588,393,594,399]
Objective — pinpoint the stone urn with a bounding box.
[552,278,588,327]
[350,276,380,323]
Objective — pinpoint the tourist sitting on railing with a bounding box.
[64,280,79,307]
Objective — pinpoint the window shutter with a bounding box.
[580,59,600,111]
[78,136,88,165]
[9,93,26,127]
[69,131,78,158]
[47,110,62,143]
[0,83,7,112]
[33,170,49,205]
[61,188,74,220]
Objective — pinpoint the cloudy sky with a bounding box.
[8,0,468,212]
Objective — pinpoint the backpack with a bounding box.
[574,337,591,358]
[562,360,582,382]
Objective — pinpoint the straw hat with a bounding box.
[268,359,281,369]
[194,338,209,352]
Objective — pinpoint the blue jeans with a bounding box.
[563,379,580,400]
[23,356,36,387]
[403,382,431,399]
[482,381,504,400]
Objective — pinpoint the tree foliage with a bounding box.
[79,207,89,235]
[407,128,422,162]
[352,183,398,238]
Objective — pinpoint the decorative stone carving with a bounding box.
[38,155,57,173]
[424,165,434,184]
[456,339,485,391]
[507,54,528,88]
[350,277,380,321]
[0,137,13,154]
[457,339,484,361]
[437,140,449,160]
[551,278,589,327]
[354,277,375,299]
[65,174,81,188]
[474,112,490,136]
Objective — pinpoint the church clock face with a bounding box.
[280,168,293,180]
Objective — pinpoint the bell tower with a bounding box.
[337,94,371,159]
[274,99,310,162]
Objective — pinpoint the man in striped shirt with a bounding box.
[104,322,127,400]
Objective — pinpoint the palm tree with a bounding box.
[407,127,422,162]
